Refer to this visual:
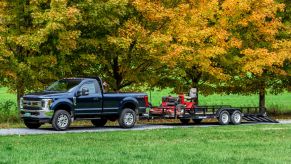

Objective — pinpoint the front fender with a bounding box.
[51,99,74,112]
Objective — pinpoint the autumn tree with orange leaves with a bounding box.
[133,0,290,108]
[218,0,291,110]
[0,0,290,109]
[133,0,241,100]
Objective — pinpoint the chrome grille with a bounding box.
[23,100,42,108]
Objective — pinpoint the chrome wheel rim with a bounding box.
[221,113,229,124]
[57,114,69,128]
[233,112,241,123]
[124,113,134,126]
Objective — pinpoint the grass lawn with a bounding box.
[0,87,16,102]
[147,88,291,113]
[0,124,291,163]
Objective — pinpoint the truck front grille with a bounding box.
[23,100,41,108]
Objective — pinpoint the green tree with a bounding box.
[0,0,81,104]
[72,0,167,91]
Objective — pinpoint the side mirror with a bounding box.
[77,87,89,96]
[81,87,89,96]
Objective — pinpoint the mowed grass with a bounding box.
[147,88,291,113]
[0,124,291,163]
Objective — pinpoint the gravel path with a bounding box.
[1,120,291,136]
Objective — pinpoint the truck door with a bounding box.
[75,80,102,116]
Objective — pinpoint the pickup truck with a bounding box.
[19,77,149,130]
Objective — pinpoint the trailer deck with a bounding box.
[143,94,278,125]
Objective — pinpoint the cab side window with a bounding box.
[79,82,96,94]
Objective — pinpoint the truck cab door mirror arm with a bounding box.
[77,87,89,96]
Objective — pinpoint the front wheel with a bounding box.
[52,110,71,131]
[24,121,42,129]
[118,108,137,128]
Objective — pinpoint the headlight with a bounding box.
[41,99,53,111]
[20,97,24,109]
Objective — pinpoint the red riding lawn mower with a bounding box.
[149,94,196,116]
[149,88,202,124]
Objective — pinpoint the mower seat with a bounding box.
[166,102,177,106]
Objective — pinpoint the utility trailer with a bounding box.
[143,93,278,125]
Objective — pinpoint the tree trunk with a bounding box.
[187,66,202,105]
[259,86,266,114]
[112,56,122,92]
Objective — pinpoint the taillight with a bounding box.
[144,96,149,107]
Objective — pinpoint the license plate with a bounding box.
[23,112,31,117]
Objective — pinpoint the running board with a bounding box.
[243,115,278,123]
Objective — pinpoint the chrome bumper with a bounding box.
[20,109,54,123]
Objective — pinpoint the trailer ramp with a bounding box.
[243,114,278,123]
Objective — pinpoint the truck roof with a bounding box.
[63,77,96,81]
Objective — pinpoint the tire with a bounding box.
[218,110,230,125]
[24,121,41,129]
[180,119,190,124]
[230,110,242,125]
[91,119,107,127]
[52,110,71,131]
[192,119,203,124]
[176,104,185,115]
[118,108,137,128]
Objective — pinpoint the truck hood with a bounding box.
[24,91,70,99]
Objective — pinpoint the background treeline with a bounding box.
[0,0,290,109]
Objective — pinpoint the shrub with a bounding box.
[0,100,21,123]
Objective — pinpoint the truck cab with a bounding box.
[20,77,149,130]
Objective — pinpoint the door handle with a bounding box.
[93,97,99,101]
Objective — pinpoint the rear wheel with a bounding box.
[24,121,42,129]
[192,119,203,124]
[218,110,230,125]
[230,110,242,125]
[118,108,137,128]
[180,119,190,124]
[52,110,71,131]
[91,119,107,127]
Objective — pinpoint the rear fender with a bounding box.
[119,97,139,113]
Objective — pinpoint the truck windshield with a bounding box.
[46,79,82,92]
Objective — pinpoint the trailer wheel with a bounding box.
[218,110,230,125]
[118,108,137,128]
[180,119,190,124]
[91,119,107,127]
[230,110,242,125]
[192,119,203,124]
